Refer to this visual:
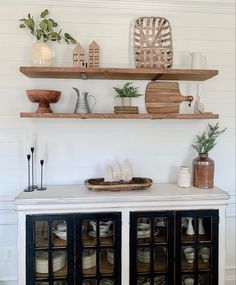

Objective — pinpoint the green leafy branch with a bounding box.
[113,82,143,98]
[192,123,227,154]
[19,9,77,44]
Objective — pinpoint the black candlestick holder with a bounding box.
[31,147,38,189]
[24,154,34,192]
[37,160,47,191]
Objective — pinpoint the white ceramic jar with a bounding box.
[177,166,191,188]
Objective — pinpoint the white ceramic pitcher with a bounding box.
[190,52,207,69]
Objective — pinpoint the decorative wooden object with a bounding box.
[73,42,86,67]
[19,67,218,81]
[134,17,173,69]
[145,82,193,114]
[26,89,61,113]
[84,177,153,191]
[88,41,100,68]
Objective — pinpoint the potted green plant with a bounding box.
[113,82,142,106]
[192,123,226,189]
[19,9,77,66]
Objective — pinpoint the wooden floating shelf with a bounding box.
[20,112,219,119]
[19,66,218,81]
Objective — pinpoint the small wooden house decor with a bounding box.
[73,42,86,67]
[88,40,100,68]
[134,16,173,69]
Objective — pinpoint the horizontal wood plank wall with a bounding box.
[0,0,235,284]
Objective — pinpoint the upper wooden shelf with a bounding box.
[19,67,218,81]
[20,112,219,120]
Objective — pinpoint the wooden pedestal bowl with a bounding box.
[26,89,61,113]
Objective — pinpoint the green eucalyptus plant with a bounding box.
[192,123,226,154]
[113,82,142,98]
[19,9,77,44]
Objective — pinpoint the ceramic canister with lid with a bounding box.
[177,166,191,188]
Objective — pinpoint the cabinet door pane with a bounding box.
[35,221,49,248]
[137,247,151,273]
[82,280,97,285]
[52,220,67,247]
[52,251,67,277]
[82,249,96,276]
[100,249,114,274]
[154,246,168,273]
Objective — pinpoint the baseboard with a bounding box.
[226,267,236,285]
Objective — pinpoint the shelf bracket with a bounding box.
[81,72,88,80]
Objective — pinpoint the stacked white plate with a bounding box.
[137,248,151,263]
[35,251,66,274]
[82,250,96,269]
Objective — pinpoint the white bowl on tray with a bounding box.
[35,251,66,274]
[107,249,114,265]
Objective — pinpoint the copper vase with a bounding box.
[193,153,214,189]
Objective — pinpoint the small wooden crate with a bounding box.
[134,16,173,69]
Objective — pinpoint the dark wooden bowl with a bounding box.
[26,89,61,113]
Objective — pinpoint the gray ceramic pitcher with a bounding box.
[73,87,96,113]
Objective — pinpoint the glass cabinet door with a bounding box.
[130,212,174,285]
[176,210,219,285]
[26,215,74,285]
[76,213,121,285]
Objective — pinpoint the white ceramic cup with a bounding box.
[190,52,207,69]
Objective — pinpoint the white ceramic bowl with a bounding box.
[53,229,67,240]
[184,247,195,263]
[199,247,210,262]
[35,251,66,274]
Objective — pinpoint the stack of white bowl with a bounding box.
[137,248,151,263]
[82,250,96,269]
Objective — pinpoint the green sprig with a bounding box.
[113,82,142,98]
[19,9,77,45]
[192,123,227,154]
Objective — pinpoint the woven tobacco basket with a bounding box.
[134,16,173,69]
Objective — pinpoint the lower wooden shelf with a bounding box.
[20,112,219,119]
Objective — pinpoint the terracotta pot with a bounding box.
[193,153,214,189]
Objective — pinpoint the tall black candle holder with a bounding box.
[24,154,34,192]
[31,147,38,189]
[37,160,47,191]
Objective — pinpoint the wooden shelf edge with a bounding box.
[19,66,218,81]
[20,112,219,120]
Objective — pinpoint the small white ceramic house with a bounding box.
[73,42,86,67]
[88,40,100,67]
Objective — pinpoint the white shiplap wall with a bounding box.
[0,0,235,284]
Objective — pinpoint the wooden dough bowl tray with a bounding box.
[84,177,153,191]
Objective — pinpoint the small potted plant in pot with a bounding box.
[192,123,226,189]
[19,9,77,66]
[113,82,142,107]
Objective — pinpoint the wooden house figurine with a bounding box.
[88,41,100,68]
[73,42,86,67]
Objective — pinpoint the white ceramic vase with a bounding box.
[31,41,54,66]
[186,217,195,235]
[198,218,205,235]
[177,166,191,188]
